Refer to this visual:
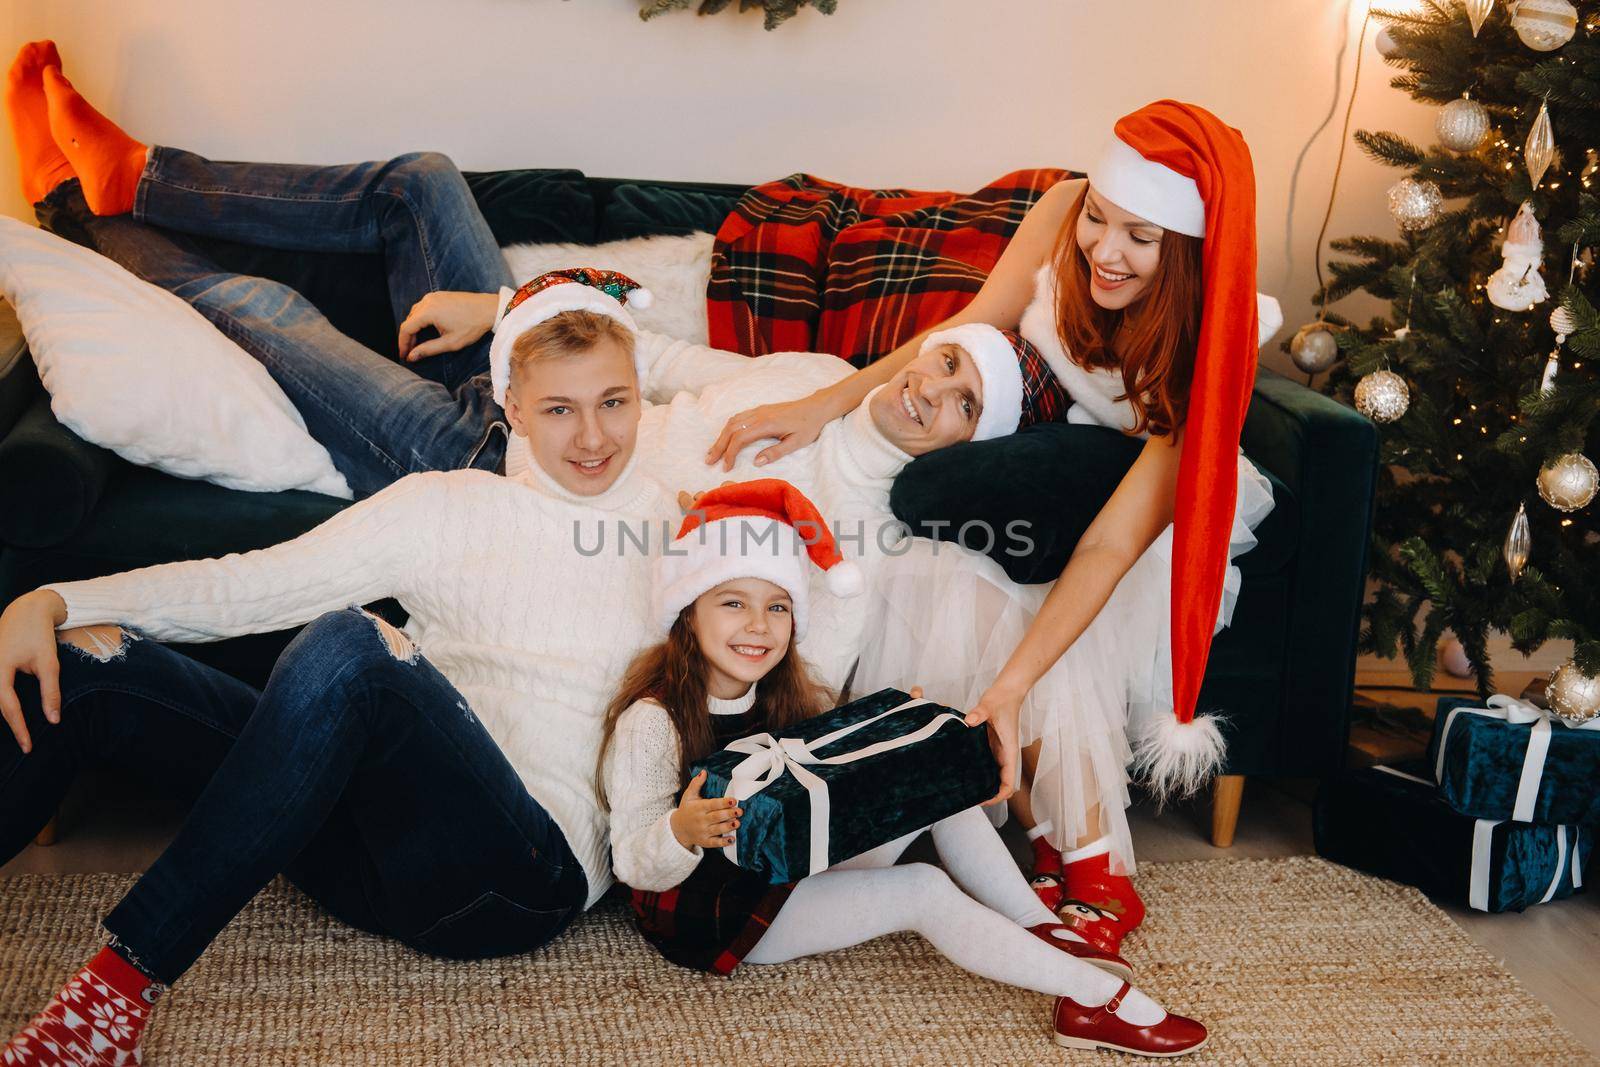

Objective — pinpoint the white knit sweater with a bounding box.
[43,455,667,909]
[506,331,913,690]
[601,687,759,892]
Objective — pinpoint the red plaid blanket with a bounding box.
[708,169,1076,366]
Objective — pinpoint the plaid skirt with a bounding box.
[630,851,796,975]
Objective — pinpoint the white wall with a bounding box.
[4,0,1434,374]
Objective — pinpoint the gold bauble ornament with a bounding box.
[1387,177,1444,232]
[1436,93,1490,153]
[1525,99,1557,190]
[1503,502,1531,581]
[1512,0,1578,50]
[1290,323,1340,375]
[1465,0,1495,36]
[1546,661,1600,727]
[1536,452,1598,511]
[1354,369,1410,423]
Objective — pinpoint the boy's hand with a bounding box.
[670,770,741,850]
[398,291,499,362]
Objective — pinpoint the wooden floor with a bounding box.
[4,672,1599,1058]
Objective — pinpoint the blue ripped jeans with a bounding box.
[0,610,586,983]
[34,149,515,498]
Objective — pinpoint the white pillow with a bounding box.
[503,232,713,345]
[0,217,350,499]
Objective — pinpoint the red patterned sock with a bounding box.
[1029,833,1063,878]
[1062,840,1145,932]
[3,946,163,1066]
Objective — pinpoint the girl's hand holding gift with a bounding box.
[671,769,742,850]
[965,683,1023,806]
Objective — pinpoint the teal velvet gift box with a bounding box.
[1427,696,1600,826]
[1314,761,1590,913]
[690,688,999,885]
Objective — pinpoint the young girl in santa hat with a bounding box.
[709,101,1281,961]
[598,478,1207,1057]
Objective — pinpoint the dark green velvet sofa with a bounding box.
[0,171,1379,842]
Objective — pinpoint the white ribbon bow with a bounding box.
[1434,694,1582,824]
[719,698,967,876]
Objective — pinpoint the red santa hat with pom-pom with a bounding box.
[1088,100,1261,800]
[653,479,863,640]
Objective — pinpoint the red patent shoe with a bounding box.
[1030,871,1064,913]
[1052,982,1208,1058]
[1056,897,1128,956]
[1026,922,1133,983]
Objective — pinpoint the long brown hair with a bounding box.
[1052,185,1205,437]
[596,607,833,809]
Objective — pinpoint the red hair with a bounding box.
[1051,186,1205,437]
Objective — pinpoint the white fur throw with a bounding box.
[0,217,351,498]
[503,232,714,345]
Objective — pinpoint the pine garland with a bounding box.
[639,0,837,30]
[1320,0,1600,691]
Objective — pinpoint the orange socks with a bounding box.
[42,65,146,215]
[4,40,75,205]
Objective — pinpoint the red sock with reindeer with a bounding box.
[1056,838,1146,956]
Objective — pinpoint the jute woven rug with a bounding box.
[0,856,1589,1065]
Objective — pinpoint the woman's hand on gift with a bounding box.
[0,589,70,754]
[398,291,500,362]
[965,683,1024,806]
[671,770,743,850]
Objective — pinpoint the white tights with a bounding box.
[742,807,1164,1025]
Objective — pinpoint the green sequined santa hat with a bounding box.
[489,268,654,406]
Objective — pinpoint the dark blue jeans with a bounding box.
[0,609,586,984]
[34,149,515,498]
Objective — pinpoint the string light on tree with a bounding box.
[1436,92,1490,153]
[1387,177,1444,231]
[1511,0,1578,50]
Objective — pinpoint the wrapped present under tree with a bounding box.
[1428,696,1600,827]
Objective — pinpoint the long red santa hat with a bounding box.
[1089,100,1259,798]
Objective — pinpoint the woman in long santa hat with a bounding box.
[709,100,1281,964]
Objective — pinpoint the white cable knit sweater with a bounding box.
[43,454,666,909]
[601,687,759,892]
[506,331,914,690]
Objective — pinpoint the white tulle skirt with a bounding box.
[853,453,1275,874]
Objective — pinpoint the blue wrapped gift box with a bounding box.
[1314,761,1590,913]
[1427,696,1600,826]
[689,688,999,885]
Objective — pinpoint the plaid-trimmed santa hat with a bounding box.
[1088,100,1261,797]
[489,268,653,406]
[919,323,1070,439]
[653,479,863,640]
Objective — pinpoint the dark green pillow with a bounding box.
[598,183,742,241]
[463,169,597,246]
[0,393,118,549]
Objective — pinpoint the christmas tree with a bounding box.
[1314,0,1600,709]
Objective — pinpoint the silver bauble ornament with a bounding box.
[1354,369,1410,423]
[1387,177,1444,232]
[1440,636,1474,678]
[1465,0,1494,36]
[1436,94,1490,153]
[1375,26,1401,57]
[1525,99,1557,190]
[1537,452,1599,511]
[1546,661,1600,727]
[1550,304,1577,341]
[1504,501,1531,581]
[1512,0,1577,50]
[1289,323,1340,374]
